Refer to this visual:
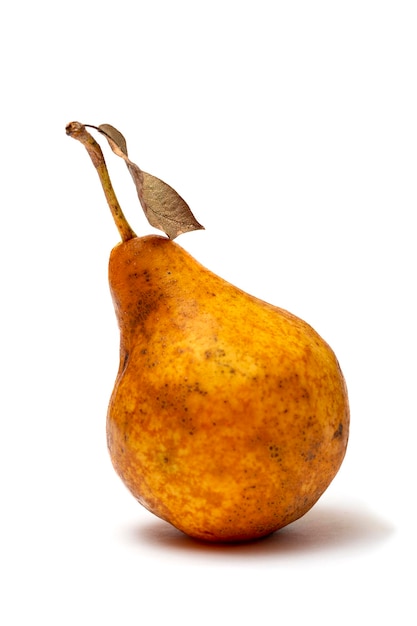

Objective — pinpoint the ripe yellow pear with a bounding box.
[107,235,349,542]
[66,121,349,543]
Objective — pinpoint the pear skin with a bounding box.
[107,235,349,542]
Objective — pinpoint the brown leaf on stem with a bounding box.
[97,124,204,239]
[98,124,128,157]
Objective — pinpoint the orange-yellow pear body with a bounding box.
[107,235,349,542]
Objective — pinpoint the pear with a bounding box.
[108,235,349,542]
[67,122,349,543]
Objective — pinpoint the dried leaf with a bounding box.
[143,171,204,238]
[97,124,204,239]
[98,124,128,157]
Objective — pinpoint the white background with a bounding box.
[1,1,416,624]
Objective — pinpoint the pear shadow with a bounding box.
[123,501,395,560]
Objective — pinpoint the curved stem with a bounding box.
[65,122,136,242]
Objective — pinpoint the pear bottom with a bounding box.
[106,236,349,543]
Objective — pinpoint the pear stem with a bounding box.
[66,122,136,242]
